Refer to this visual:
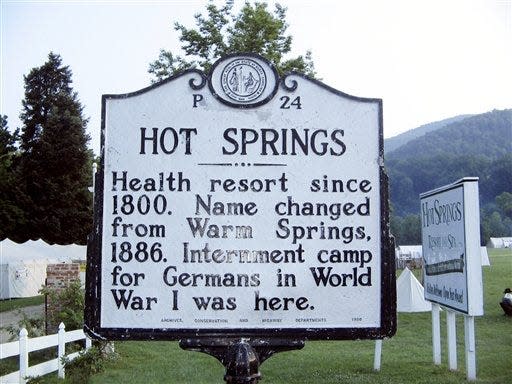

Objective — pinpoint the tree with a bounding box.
[0,116,26,240]
[0,115,17,155]
[149,0,316,81]
[496,192,512,219]
[391,214,421,245]
[17,53,93,244]
[485,154,512,202]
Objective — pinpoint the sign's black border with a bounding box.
[84,53,396,341]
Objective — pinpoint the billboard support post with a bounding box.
[464,315,476,381]
[179,338,305,383]
[432,303,441,365]
[446,310,457,371]
[373,339,382,371]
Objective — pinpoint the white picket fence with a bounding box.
[0,323,91,384]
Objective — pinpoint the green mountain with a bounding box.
[384,109,512,243]
[384,114,473,153]
[386,109,511,161]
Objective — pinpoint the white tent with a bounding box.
[375,267,432,370]
[396,245,423,260]
[0,239,86,299]
[488,237,512,249]
[378,256,491,368]
[395,245,423,269]
[396,267,432,312]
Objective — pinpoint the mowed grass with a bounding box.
[87,249,511,384]
[0,295,44,312]
[2,250,509,383]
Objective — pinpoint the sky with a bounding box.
[1,0,511,155]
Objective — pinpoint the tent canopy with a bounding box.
[395,245,422,260]
[0,239,86,263]
[396,267,432,312]
[0,239,86,299]
[488,237,512,249]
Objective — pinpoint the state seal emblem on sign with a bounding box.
[221,58,266,102]
[209,54,279,108]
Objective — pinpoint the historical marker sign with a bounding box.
[420,178,483,315]
[85,53,396,340]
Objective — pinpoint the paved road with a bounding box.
[0,304,45,343]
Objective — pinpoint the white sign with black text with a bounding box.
[420,178,483,315]
[85,54,395,340]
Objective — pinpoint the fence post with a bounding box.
[58,322,66,378]
[86,336,92,349]
[19,328,28,384]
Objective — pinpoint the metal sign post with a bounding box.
[179,338,305,383]
[85,53,396,382]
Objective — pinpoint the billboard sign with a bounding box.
[85,53,396,340]
[420,178,483,315]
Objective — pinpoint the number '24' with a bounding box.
[280,96,302,109]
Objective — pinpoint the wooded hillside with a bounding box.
[385,109,512,244]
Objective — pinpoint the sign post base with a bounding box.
[179,338,305,383]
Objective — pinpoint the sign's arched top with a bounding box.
[208,53,279,108]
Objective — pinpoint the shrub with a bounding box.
[40,280,84,331]
[63,343,117,384]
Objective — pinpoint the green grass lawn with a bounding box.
[87,249,511,384]
[0,295,44,312]
[3,250,510,383]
